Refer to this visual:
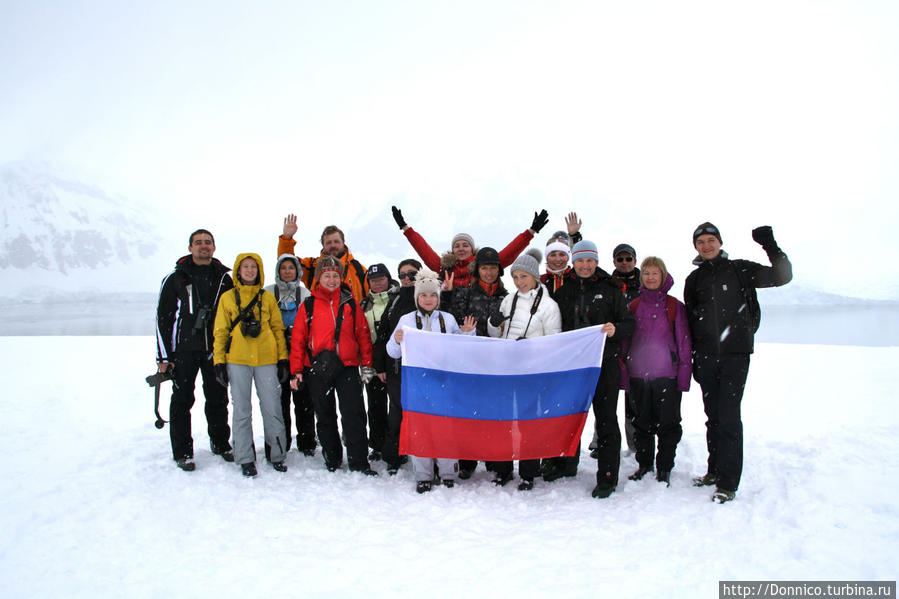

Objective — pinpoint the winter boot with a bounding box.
[692,472,718,487]
[656,470,671,486]
[416,480,432,494]
[241,463,258,478]
[712,488,736,504]
[628,466,653,481]
[353,466,379,477]
[176,457,196,472]
[517,479,534,492]
[272,460,288,473]
[492,471,514,487]
[443,479,455,489]
[211,441,235,463]
[458,465,475,480]
[368,449,383,462]
[591,482,616,499]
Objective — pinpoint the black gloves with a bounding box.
[531,209,549,233]
[277,360,290,384]
[392,206,407,230]
[752,226,777,250]
[488,310,506,328]
[214,364,229,387]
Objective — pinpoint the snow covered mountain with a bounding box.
[0,161,171,298]
[0,161,159,271]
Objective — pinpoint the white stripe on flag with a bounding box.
[400,325,606,376]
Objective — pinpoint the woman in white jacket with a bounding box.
[487,248,562,490]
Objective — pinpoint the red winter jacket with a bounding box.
[289,285,373,373]
[402,226,534,288]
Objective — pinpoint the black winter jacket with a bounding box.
[374,285,417,372]
[554,268,636,364]
[156,256,233,361]
[610,267,641,305]
[443,282,508,337]
[683,249,792,355]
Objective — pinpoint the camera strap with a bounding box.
[506,286,543,339]
[228,288,264,335]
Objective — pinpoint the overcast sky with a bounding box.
[2,1,898,298]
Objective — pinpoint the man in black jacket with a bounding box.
[156,229,234,471]
[548,240,635,498]
[684,222,792,503]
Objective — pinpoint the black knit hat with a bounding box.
[473,247,504,277]
[693,222,722,246]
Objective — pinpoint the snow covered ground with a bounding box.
[1,337,897,598]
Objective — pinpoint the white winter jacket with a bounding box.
[488,284,562,340]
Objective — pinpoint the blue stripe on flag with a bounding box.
[401,366,601,421]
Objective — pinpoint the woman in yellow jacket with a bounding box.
[213,253,290,477]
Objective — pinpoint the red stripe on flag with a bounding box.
[399,412,588,461]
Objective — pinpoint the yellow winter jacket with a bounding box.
[213,253,288,367]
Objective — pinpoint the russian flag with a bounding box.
[399,325,606,461]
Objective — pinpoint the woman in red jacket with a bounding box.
[390,206,550,288]
[289,255,378,476]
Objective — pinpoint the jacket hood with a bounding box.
[640,272,675,297]
[232,252,265,288]
[274,253,303,285]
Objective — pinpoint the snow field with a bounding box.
[0,338,896,598]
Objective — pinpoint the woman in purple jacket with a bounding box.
[621,257,692,486]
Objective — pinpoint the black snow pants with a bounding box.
[169,351,231,460]
[365,377,389,453]
[629,377,683,473]
[693,352,750,492]
[307,365,371,471]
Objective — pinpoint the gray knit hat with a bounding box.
[510,248,543,280]
[451,233,475,250]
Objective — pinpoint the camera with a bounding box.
[193,306,211,333]
[241,319,262,338]
[146,368,173,387]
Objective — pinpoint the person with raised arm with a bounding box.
[390,206,549,289]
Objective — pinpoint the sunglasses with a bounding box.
[694,226,719,237]
[398,271,418,280]
[615,256,634,263]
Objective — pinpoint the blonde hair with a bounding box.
[640,256,668,282]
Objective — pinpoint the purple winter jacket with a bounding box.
[620,273,692,392]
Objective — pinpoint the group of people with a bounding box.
[155,208,792,503]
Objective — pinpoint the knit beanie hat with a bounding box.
[544,241,571,262]
[413,268,442,308]
[571,240,599,262]
[473,246,504,278]
[693,222,722,246]
[314,255,344,281]
[612,243,636,260]
[451,233,475,250]
[510,248,543,281]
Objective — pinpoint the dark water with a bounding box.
[3,297,898,347]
